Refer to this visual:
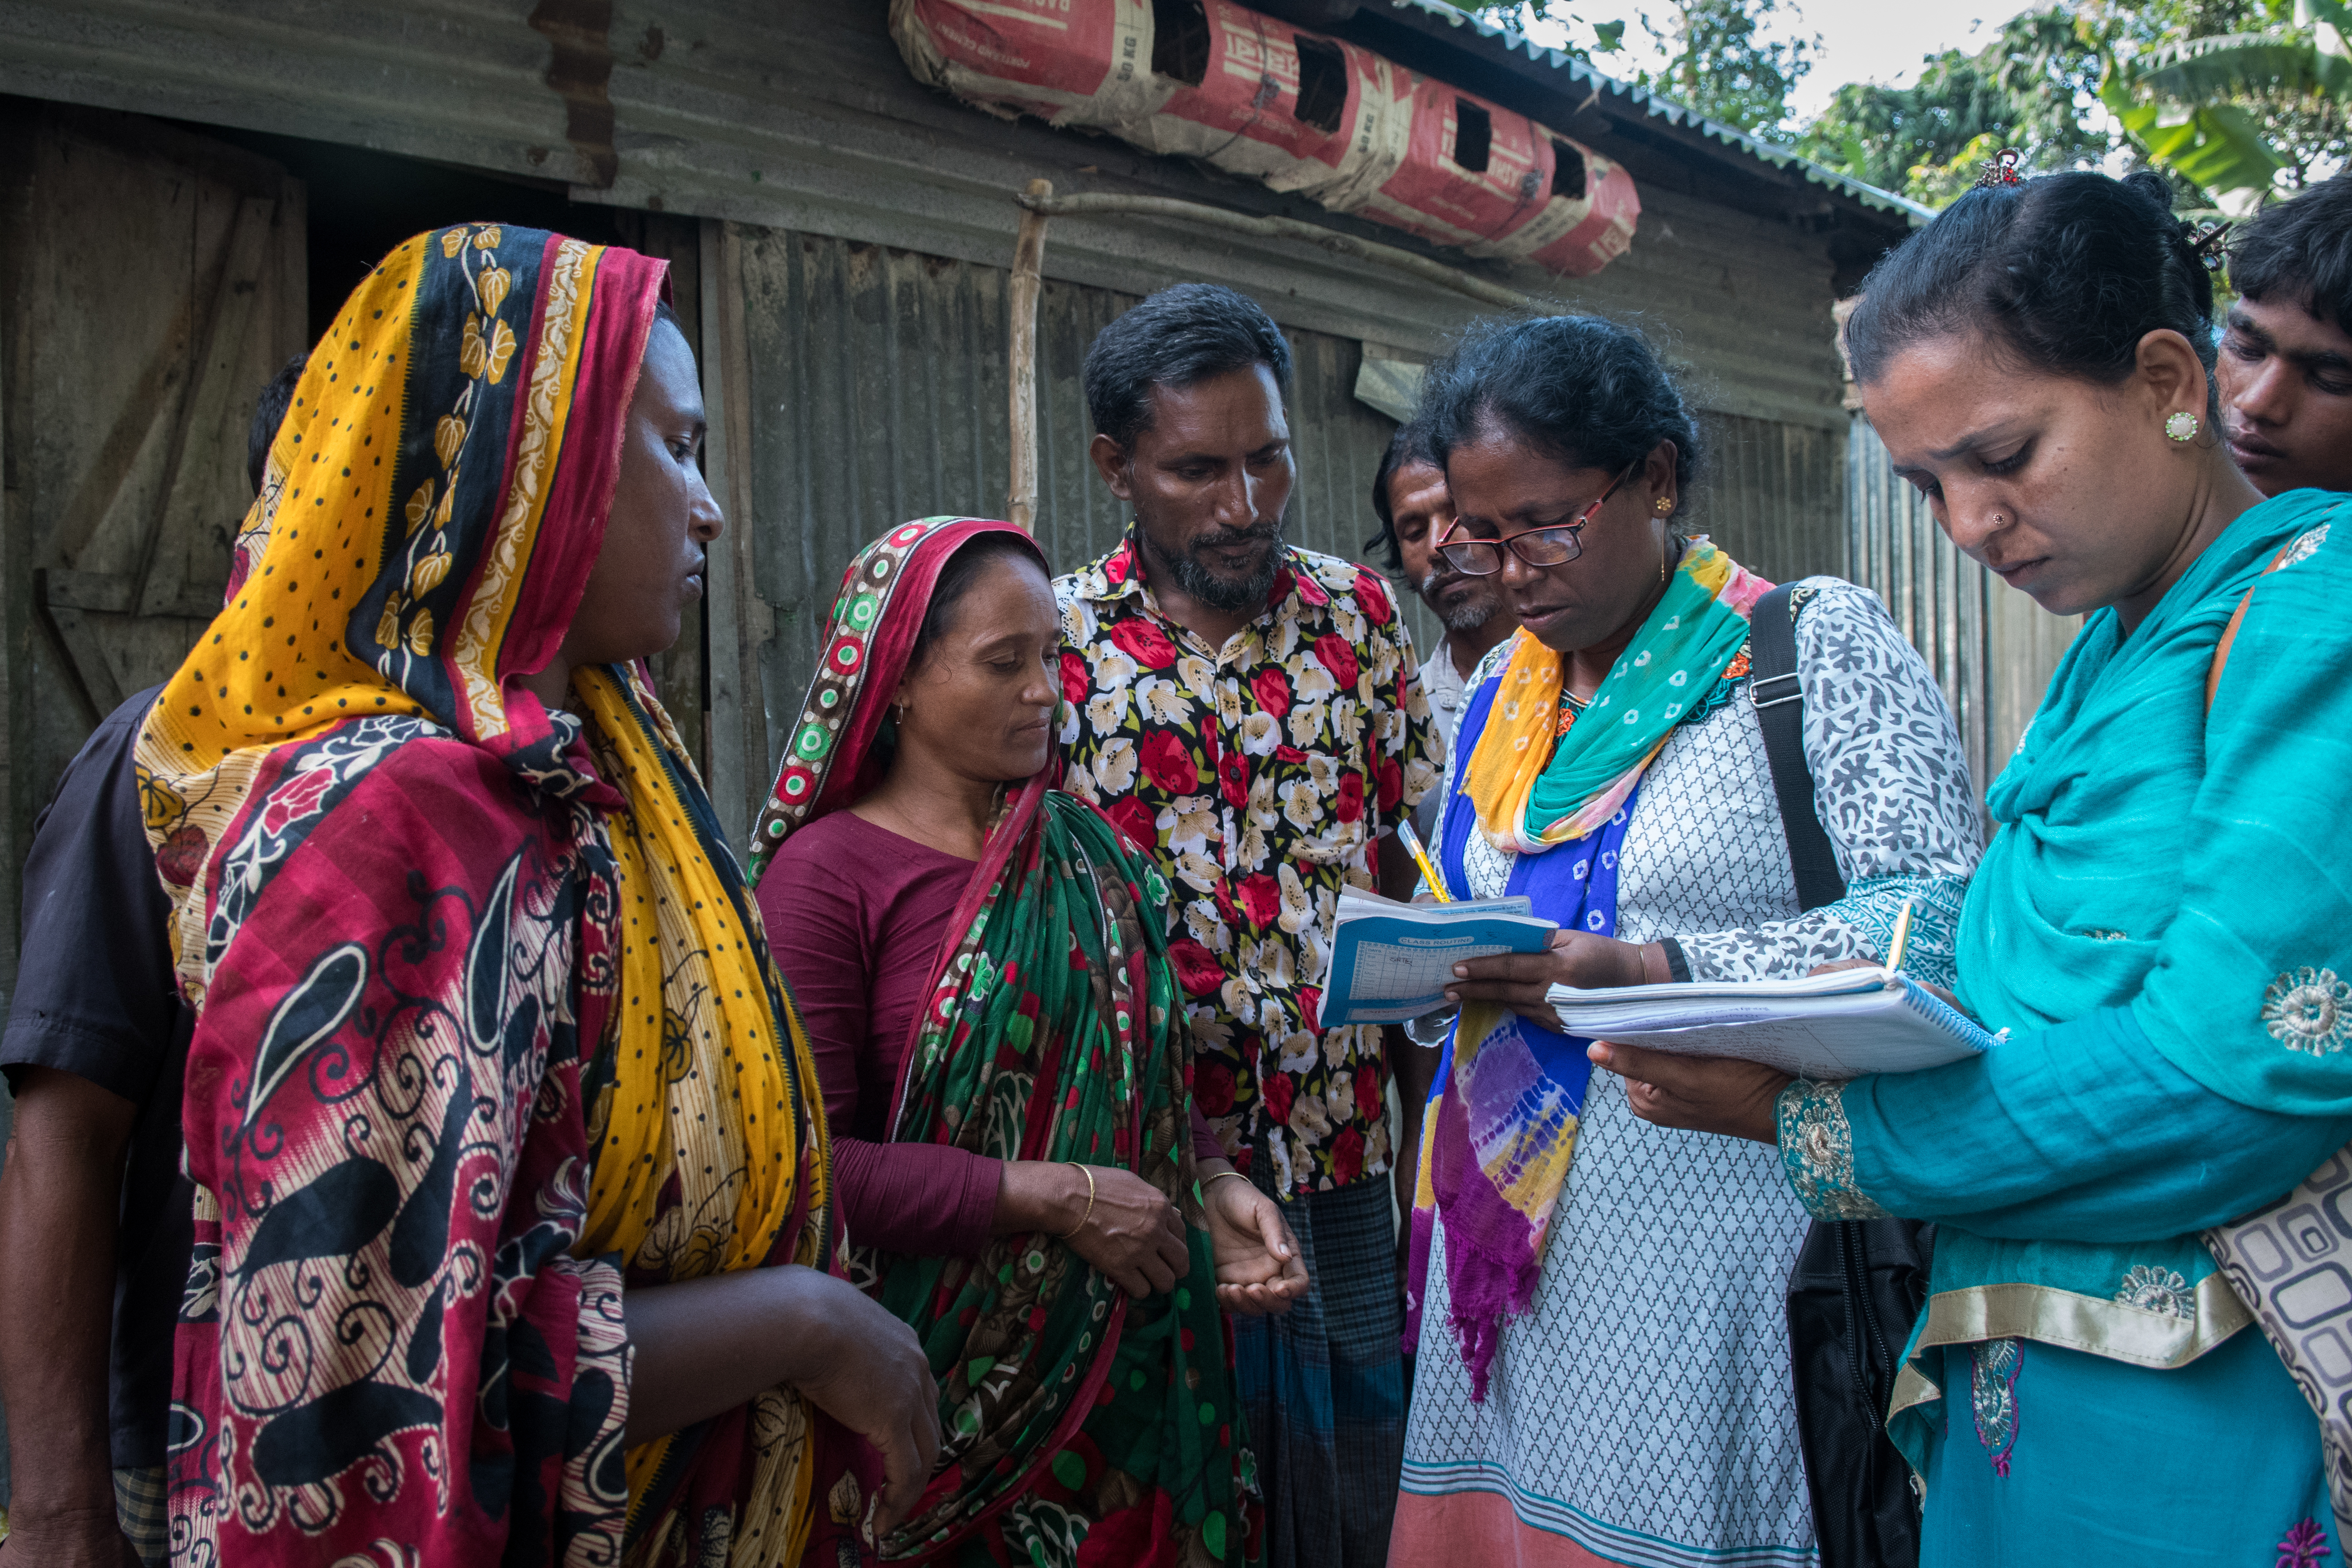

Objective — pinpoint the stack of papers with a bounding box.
[1547,966,1998,1078]
[1320,888,1557,1027]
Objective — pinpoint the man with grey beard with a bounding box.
[1364,423,1515,826]
[1054,283,1440,1568]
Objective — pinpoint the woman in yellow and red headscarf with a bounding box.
[136,226,939,1565]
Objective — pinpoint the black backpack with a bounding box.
[1749,582,1932,1568]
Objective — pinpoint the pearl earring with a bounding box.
[2165,411,2199,444]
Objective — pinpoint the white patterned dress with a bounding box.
[1393,577,1981,1568]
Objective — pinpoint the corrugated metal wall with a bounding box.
[717,227,1854,827]
[729,230,1418,790]
[1690,412,1843,588]
[1845,416,2076,798]
[0,0,1873,434]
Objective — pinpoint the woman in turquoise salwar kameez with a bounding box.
[1588,167,2352,1564]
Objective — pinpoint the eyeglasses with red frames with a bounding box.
[1434,461,1640,576]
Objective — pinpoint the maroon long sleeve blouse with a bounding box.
[759,812,1000,1257]
[758,809,1220,1260]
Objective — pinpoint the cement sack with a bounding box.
[1117,1,1410,211]
[1484,137,1642,277]
[888,0,1173,127]
[1351,75,1561,253]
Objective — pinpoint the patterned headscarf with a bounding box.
[138,227,840,1566]
[746,516,1039,879]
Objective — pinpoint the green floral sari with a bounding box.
[749,518,1255,1566]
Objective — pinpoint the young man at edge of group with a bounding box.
[1050,282,1441,1568]
[2218,169,2352,497]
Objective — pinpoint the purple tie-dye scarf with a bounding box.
[1404,672,1637,1400]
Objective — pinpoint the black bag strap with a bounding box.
[1749,583,1847,912]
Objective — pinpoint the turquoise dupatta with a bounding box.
[1959,486,2352,1113]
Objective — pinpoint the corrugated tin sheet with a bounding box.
[1692,413,1843,588]
[0,0,1921,230]
[1846,416,2076,799]
[1572,183,1848,430]
[724,229,1849,787]
[0,0,593,185]
[588,0,1852,428]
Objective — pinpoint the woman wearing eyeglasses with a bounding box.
[1388,316,1981,1568]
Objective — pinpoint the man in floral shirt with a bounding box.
[1055,283,1440,1568]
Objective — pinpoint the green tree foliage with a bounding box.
[1433,2,1625,60]
[1643,0,1818,141]
[1797,0,2347,207]
[1796,8,2109,205]
[1452,0,2346,205]
[1440,0,1811,140]
[2102,0,2349,196]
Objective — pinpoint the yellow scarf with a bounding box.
[576,663,833,1564]
[1463,539,1768,853]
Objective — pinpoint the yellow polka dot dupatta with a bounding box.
[133,227,841,1567]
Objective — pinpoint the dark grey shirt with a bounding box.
[0,685,194,1468]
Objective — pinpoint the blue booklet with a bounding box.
[1320,889,1558,1027]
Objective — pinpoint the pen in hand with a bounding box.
[1885,899,1915,974]
[1396,819,1450,904]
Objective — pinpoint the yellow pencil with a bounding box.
[1886,899,1916,973]
[1396,819,1451,904]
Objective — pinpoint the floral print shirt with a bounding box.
[1054,537,1441,1196]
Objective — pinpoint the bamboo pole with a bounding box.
[1006,178,1052,532]
[1012,188,1547,314]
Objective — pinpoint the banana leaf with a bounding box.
[2131,31,2352,103]
[2101,66,2288,198]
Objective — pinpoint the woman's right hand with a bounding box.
[625,1265,942,1540]
[784,1273,945,1539]
[1447,930,1666,1023]
[996,1160,1190,1298]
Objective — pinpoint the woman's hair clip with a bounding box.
[2189,219,2234,273]
[1974,148,2025,189]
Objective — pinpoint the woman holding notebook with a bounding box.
[1603,169,2352,1561]
[1389,316,1980,1567]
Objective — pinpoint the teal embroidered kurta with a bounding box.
[1774,488,2352,1558]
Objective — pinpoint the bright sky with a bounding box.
[1507,0,2037,125]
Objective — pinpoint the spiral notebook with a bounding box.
[1546,966,1998,1079]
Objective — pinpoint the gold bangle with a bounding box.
[1204,1169,1252,1194]
[1057,1161,1097,1240]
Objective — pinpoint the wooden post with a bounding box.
[1006,178,1052,532]
[700,217,771,845]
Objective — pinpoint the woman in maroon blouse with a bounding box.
[751,518,1305,1564]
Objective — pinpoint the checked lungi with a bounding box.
[1233,1169,1407,1568]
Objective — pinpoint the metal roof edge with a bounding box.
[1371,0,1933,226]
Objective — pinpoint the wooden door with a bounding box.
[0,100,306,986]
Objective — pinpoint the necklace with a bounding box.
[1555,687,1589,737]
